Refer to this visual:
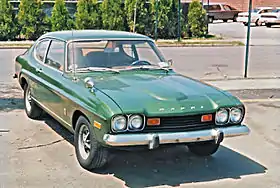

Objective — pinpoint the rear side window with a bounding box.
[206,5,221,11]
[35,40,50,62]
[223,5,231,11]
[45,40,65,71]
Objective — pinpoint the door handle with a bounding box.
[36,68,43,73]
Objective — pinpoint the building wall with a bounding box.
[205,0,280,11]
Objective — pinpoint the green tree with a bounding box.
[51,0,74,31]
[101,0,125,31]
[18,0,49,40]
[151,0,178,39]
[187,0,207,38]
[124,0,151,35]
[0,0,18,40]
[75,0,101,29]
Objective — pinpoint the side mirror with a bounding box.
[84,77,95,92]
[167,59,173,67]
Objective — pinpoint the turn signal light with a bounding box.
[201,114,213,122]
[147,118,160,126]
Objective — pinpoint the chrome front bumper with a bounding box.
[103,125,250,148]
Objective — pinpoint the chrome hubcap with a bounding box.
[25,88,32,113]
[78,124,91,160]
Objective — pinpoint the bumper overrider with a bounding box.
[103,125,250,149]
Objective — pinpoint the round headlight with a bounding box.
[111,115,127,132]
[128,115,143,130]
[230,108,243,123]
[215,109,229,124]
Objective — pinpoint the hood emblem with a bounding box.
[158,105,204,112]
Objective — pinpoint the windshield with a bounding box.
[272,9,280,13]
[67,40,167,72]
[252,8,261,13]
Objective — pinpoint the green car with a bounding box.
[14,30,250,170]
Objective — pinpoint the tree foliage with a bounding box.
[124,0,151,35]
[187,0,207,37]
[75,0,101,29]
[18,0,49,40]
[51,0,74,31]
[150,0,179,39]
[0,0,18,40]
[101,0,125,31]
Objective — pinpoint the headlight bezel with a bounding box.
[215,106,245,125]
[215,108,230,125]
[128,114,145,131]
[111,115,127,133]
[111,114,145,133]
[229,107,244,124]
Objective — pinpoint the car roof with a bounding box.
[256,7,273,10]
[40,30,151,42]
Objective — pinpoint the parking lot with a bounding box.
[209,21,280,46]
[1,21,280,187]
[1,81,280,188]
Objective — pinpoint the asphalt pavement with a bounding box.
[1,31,280,187]
[209,22,280,46]
[1,87,280,188]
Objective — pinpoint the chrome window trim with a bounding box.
[33,38,51,64]
[64,38,158,74]
[44,39,66,74]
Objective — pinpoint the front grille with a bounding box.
[143,113,215,132]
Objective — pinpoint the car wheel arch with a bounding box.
[72,110,91,131]
[20,75,28,89]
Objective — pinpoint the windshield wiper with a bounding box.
[129,65,171,72]
[76,67,120,73]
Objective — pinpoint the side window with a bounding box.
[122,44,136,59]
[223,5,231,11]
[35,40,49,62]
[210,5,221,11]
[45,40,65,71]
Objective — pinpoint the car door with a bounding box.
[39,39,67,119]
[31,39,51,104]
[222,4,233,19]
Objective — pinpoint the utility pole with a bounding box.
[244,0,253,78]
[177,0,181,42]
[133,0,137,33]
[155,0,159,41]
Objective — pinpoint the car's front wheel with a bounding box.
[187,141,220,156]
[74,116,109,170]
[24,84,43,119]
[266,23,272,28]
[255,19,262,26]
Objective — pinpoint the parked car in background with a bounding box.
[203,3,241,23]
[14,30,250,170]
[237,7,273,26]
[260,7,280,27]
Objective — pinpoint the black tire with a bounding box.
[23,84,43,119]
[233,15,238,22]
[187,141,220,156]
[243,22,248,26]
[266,23,272,28]
[223,19,228,23]
[255,19,262,26]
[208,16,214,23]
[74,116,109,170]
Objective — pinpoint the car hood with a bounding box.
[82,71,241,116]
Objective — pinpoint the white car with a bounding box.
[260,8,280,27]
[237,7,273,26]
